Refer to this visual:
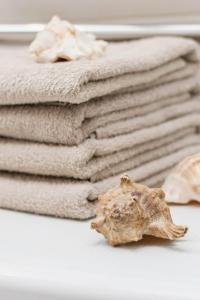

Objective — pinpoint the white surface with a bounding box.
[0,206,200,300]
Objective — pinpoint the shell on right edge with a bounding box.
[162,153,200,204]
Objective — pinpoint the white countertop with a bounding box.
[0,206,200,300]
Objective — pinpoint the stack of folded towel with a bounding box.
[0,37,200,219]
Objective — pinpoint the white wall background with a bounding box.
[0,0,200,24]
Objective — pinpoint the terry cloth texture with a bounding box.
[0,76,198,145]
[0,117,199,181]
[0,37,199,105]
[0,36,200,219]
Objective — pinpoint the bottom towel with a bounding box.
[0,143,200,219]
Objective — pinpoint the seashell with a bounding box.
[91,175,187,246]
[29,16,107,63]
[162,153,200,204]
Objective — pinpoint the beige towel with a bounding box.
[95,96,200,138]
[0,130,198,182]
[0,144,200,219]
[92,134,200,181]
[0,113,199,180]
[0,37,199,105]
[0,76,197,145]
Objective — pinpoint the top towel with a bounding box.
[0,37,199,105]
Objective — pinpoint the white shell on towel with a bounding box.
[162,153,200,204]
[29,16,107,63]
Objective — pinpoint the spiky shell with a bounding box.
[162,153,200,204]
[91,175,187,246]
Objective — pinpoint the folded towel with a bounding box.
[0,37,199,105]
[92,133,200,182]
[0,76,198,145]
[0,115,199,181]
[0,130,198,182]
[94,96,200,138]
[0,144,200,219]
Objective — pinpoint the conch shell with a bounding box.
[162,153,200,204]
[29,16,107,63]
[91,175,187,246]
